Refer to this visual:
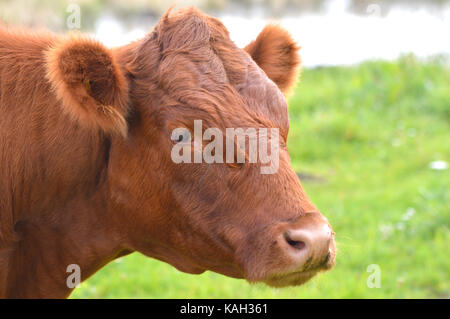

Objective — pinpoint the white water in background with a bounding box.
[95,0,450,67]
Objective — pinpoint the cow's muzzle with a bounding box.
[258,212,336,287]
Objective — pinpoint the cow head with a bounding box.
[45,8,335,287]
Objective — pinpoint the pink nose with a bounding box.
[282,214,333,269]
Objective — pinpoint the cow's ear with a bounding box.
[45,34,129,136]
[244,24,301,95]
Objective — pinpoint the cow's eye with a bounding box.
[171,128,191,144]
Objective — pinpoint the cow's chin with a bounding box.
[260,259,335,287]
[165,261,327,288]
[262,270,320,287]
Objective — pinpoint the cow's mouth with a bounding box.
[262,251,335,287]
[263,270,318,287]
[263,267,329,287]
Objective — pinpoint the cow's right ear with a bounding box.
[45,34,129,136]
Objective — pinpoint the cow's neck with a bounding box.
[2,178,131,298]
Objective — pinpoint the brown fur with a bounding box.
[45,33,130,136]
[245,24,301,95]
[0,7,334,298]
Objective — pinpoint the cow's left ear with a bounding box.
[45,34,129,136]
[244,24,301,95]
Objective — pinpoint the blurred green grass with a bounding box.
[71,55,450,299]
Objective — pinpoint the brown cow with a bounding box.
[0,7,335,298]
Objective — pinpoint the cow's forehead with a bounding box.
[156,12,246,86]
[142,8,289,133]
[158,51,286,131]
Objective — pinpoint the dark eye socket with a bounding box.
[171,128,191,144]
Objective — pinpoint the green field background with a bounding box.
[71,55,450,298]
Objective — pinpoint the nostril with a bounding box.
[325,251,331,263]
[288,239,306,250]
[284,232,306,250]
